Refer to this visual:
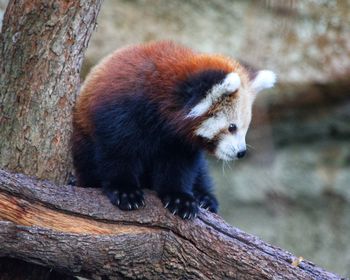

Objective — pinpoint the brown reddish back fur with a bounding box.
[73,41,250,141]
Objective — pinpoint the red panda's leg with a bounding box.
[72,130,100,188]
[192,156,218,213]
[152,154,200,220]
[91,100,146,211]
[96,151,145,211]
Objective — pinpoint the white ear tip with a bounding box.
[260,70,276,88]
[224,72,241,92]
[252,70,277,92]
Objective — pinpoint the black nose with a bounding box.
[237,150,246,159]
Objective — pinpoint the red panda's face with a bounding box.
[187,70,276,161]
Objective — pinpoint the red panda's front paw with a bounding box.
[197,193,218,213]
[108,189,145,211]
[160,192,198,220]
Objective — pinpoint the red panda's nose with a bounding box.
[237,150,246,159]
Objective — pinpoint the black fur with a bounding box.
[72,70,226,219]
[175,69,227,110]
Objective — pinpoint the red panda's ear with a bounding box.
[187,72,240,118]
[251,70,276,93]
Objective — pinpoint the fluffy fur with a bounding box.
[72,41,275,219]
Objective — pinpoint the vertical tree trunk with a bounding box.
[0,1,103,279]
[0,0,103,185]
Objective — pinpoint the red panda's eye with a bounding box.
[228,123,237,134]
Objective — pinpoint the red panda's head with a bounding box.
[186,67,276,161]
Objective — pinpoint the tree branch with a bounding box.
[0,169,343,280]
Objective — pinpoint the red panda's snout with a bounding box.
[214,132,248,161]
[194,117,249,161]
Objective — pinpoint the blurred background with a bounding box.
[1,0,349,277]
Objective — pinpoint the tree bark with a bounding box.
[0,169,343,280]
[0,0,103,278]
[0,257,76,280]
[0,0,103,185]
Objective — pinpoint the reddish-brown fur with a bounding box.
[73,41,249,142]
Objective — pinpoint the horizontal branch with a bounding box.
[0,169,342,279]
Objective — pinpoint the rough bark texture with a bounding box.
[0,169,343,280]
[0,0,103,185]
[0,257,75,280]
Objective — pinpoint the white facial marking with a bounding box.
[222,72,241,92]
[251,70,276,93]
[187,99,212,119]
[187,72,241,118]
[195,113,228,139]
[215,133,247,161]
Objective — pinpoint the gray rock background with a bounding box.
[1,0,350,277]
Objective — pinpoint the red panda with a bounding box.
[72,41,276,219]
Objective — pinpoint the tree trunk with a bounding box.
[0,169,343,280]
[0,0,103,185]
[0,1,103,278]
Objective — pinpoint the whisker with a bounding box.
[224,159,233,175]
[246,143,256,151]
[227,160,233,172]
